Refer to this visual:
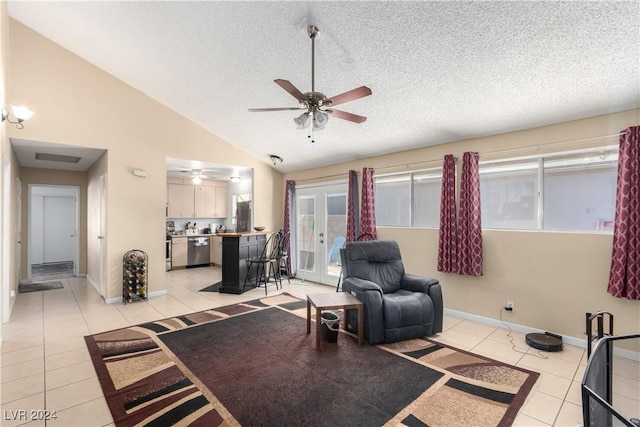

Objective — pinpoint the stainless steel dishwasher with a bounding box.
[187,237,210,267]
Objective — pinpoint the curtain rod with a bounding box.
[292,132,621,183]
[478,132,620,157]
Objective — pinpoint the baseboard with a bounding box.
[105,296,121,304]
[444,308,640,362]
[148,290,168,299]
[105,289,167,305]
[86,275,100,296]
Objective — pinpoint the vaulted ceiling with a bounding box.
[7,1,640,172]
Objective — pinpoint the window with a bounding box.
[413,171,442,228]
[480,148,618,232]
[480,160,539,230]
[375,169,441,227]
[543,154,617,232]
[375,174,411,226]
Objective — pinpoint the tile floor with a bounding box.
[1,266,638,426]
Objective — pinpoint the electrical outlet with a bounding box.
[505,301,514,311]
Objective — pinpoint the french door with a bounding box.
[296,183,347,286]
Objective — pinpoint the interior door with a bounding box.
[99,173,107,297]
[296,183,347,285]
[15,178,22,285]
[43,196,76,263]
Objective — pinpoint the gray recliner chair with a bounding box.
[340,239,443,344]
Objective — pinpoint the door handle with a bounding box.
[97,235,104,239]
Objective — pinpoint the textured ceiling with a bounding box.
[7,1,640,173]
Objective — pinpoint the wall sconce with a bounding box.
[269,154,283,165]
[229,176,241,183]
[2,105,34,129]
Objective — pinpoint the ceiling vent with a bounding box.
[35,152,82,163]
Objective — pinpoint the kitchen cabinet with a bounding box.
[210,235,222,265]
[169,180,228,219]
[214,186,228,218]
[171,237,188,268]
[167,184,195,218]
[195,185,217,218]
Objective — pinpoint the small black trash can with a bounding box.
[321,311,340,343]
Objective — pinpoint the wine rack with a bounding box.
[122,249,148,303]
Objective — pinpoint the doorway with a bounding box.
[295,183,347,285]
[28,185,79,281]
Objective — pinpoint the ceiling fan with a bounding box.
[248,24,372,140]
[173,169,217,184]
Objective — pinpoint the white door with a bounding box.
[15,178,22,285]
[2,155,11,323]
[296,183,347,285]
[43,196,76,263]
[99,173,107,296]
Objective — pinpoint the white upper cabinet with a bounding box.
[168,179,228,219]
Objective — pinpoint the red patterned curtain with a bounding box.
[283,180,296,276]
[360,167,377,239]
[346,170,360,242]
[458,152,483,276]
[438,155,458,273]
[607,126,640,300]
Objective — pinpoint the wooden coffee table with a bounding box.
[306,292,363,351]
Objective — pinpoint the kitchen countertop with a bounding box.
[169,233,217,239]
[214,231,269,237]
[170,231,268,238]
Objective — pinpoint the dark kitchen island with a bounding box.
[217,232,268,294]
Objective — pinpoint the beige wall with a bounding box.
[6,20,283,301]
[285,109,640,350]
[19,167,89,276]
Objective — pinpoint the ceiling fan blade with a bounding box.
[248,107,303,112]
[326,86,372,107]
[327,109,367,123]
[274,79,306,102]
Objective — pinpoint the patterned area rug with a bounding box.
[18,281,64,293]
[85,293,539,426]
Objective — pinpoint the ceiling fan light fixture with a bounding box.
[294,112,309,129]
[313,111,328,130]
[190,169,203,184]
